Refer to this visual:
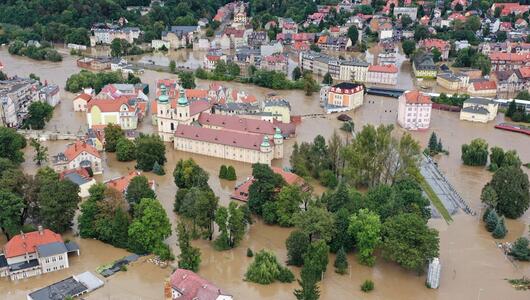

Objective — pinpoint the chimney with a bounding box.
[38,225,43,235]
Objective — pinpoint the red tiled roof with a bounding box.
[169,269,229,300]
[368,64,398,73]
[186,89,208,99]
[517,66,530,78]
[419,39,449,50]
[75,93,92,102]
[190,100,211,116]
[472,80,497,91]
[87,96,135,113]
[175,124,269,151]
[198,113,275,135]
[404,90,432,104]
[489,52,530,62]
[64,140,100,161]
[105,170,154,193]
[4,229,63,258]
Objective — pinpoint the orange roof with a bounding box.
[404,90,432,104]
[518,66,530,78]
[368,64,398,73]
[472,80,497,91]
[64,140,100,161]
[489,52,530,62]
[419,39,449,50]
[317,35,328,44]
[75,93,92,102]
[4,229,63,258]
[87,96,134,113]
[185,89,208,99]
[105,170,155,193]
[271,167,302,185]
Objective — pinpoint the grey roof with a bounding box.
[462,106,490,115]
[75,272,104,292]
[438,72,460,82]
[465,97,494,106]
[263,99,291,108]
[9,259,40,271]
[413,54,436,70]
[64,173,91,186]
[36,241,67,257]
[28,276,88,300]
[65,241,80,253]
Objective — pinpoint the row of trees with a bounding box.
[65,70,142,93]
[506,99,530,124]
[104,125,167,173]
[461,139,522,169]
[195,61,241,81]
[78,181,173,259]
[219,165,237,181]
[8,40,62,62]
[430,93,470,108]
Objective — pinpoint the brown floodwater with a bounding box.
[1,47,529,300]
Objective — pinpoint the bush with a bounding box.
[319,170,338,188]
[154,243,175,261]
[361,280,374,292]
[219,165,227,179]
[120,265,128,272]
[247,248,254,257]
[277,267,295,283]
[244,250,282,284]
[509,237,530,261]
[226,166,237,181]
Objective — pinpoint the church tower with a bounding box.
[176,86,190,124]
[273,128,284,159]
[157,84,173,141]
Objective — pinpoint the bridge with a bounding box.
[17,129,84,141]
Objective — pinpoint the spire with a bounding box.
[177,86,188,106]
[158,84,169,103]
[274,127,282,139]
[260,135,270,147]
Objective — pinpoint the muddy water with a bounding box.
[1,48,530,299]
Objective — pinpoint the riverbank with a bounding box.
[1,47,529,300]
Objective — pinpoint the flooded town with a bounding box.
[1,1,530,300]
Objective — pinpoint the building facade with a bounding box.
[0,227,79,281]
[397,90,432,130]
[366,65,398,85]
[0,77,40,128]
[413,54,437,78]
[52,140,103,175]
[459,97,499,123]
[165,269,232,300]
[324,82,364,113]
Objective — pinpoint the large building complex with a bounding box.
[397,90,432,130]
[0,227,79,281]
[0,77,40,127]
[299,51,369,81]
[90,26,142,46]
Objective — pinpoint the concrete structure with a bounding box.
[260,54,288,75]
[413,54,437,78]
[0,227,79,281]
[426,258,441,289]
[366,65,398,85]
[260,42,284,56]
[489,52,530,71]
[394,7,418,21]
[52,140,103,175]
[27,271,103,300]
[459,97,499,123]
[165,269,232,300]
[397,90,432,130]
[0,77,40,127]
[162,26,199,49]
[151,39,170,50]
[76,57,111,71]
[324,82,364,113]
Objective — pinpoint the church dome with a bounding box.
[158,84,169,103]
[177,86,188,106]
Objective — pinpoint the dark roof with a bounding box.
[462,106,489,115]
[28,276,88,300]
[64,173,91,186]
[465,97,495,105]
[332,82,363,89]
[65,241,80,253]
[36,242,67,257]
[9,259,40,271]
[413,54,436,70]
[0,254,7,268]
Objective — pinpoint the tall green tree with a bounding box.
[0,189,25,239]
[178,187,218,240]
[381,213,439,272]
[214,202,247,249]
[104,124,123,152]
[125,175,156,207]
[294,261,321,300]
[248,163,285,215]
[486,166,529,219]
[334,247,348,275]
[509,237,530,261]
[23,102,53,129]
[461,138,489,166]
[322,72,333,85]
[348,209,381,266]
[347,26,358,47]
[286,230,310,266]
[30,139,48,165]
[0,127,27,164]
[135,133,166,171]
[173,158,209,189]
[177,222,201,272]
[302,240,330,281]
[128,198,172,254]
[402,40,416,57]
[116,137,136,161]
[292,66,302,81]
[294,205,335,243]
[276,185,306,227]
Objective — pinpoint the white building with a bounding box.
[39,84,60,107]
[0,227,79,281]
[426,258,441,289]
[397,90,433,130]
[52,140,103,175]
[90,27,141,46]
[0,77,40,127]
[459,97,499,123]
[151,39,170,50]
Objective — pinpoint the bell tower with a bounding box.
[176,86,191,124]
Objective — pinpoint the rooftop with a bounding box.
[4,229,63,258]
[175,124,270,151]
[403,90,432,105]
[169,269,231,300]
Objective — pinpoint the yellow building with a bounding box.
[262,98,291,123]
[436,72,469,91]
[459,97,498,123]
[413,54,437,78]
[86,96,144,130]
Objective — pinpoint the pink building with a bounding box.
[397,90,432,130]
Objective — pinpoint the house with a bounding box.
[436,72,469,91]
[162,26,199,49]
[316,36,352,51]
[492,67,530,94]
[151,39,170,50]
[397,90,432,130]
[299,51,369,81]
[515,19,528,30]
[203,52,228,70]
[165,269,232,300]
[96,83,148,102]
[418,39,450,60]
[86,96,146,130]
[323,82,364,113]
[247,31,268,48]
[260,42,284,56]
[467,80,497,97]
[459,97,499,123]
[39,84,60,107]
[76,57,111,71]
[60,168,96,198]
[413,54,437,78]
[489,52,530,71]
[366,65,398,85]
[27,271,103,300]
[260,54,288,75]
[52,140,103,175]
[90,27,141,46]
[231,166,309,202]
[491,3,530,17]
[262,98,291,123]
[394,7,418,21]
[73,93,92,112]
[105,170,155,194]
[0,227,79,280]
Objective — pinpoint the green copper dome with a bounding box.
[158,84,169,103]
[260,136,270,147]
[177,86,188,106]
[274,128,282,139]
